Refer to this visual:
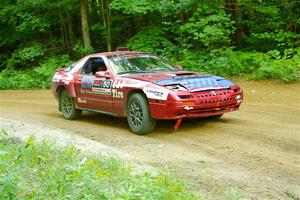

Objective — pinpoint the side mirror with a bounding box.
[95,71,111,79]
[176,65,184,70]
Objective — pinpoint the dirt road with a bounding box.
[1,80,299,199]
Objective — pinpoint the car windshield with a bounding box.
[107,53,179,75]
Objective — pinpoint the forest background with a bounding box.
[0,0,299,89]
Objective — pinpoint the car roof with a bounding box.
[89,51,145,57]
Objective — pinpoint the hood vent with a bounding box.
[174,72,196,76]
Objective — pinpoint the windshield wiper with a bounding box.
[117,70,149,75]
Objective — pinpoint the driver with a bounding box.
[94,59,106,71]
[84,64,93,75]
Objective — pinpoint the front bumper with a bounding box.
[149,90,243,120]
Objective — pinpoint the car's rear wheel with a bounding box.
[60,89,82,120]
[126,93,156,135]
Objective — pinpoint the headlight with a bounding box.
[236,95,242,104]
[235,95,241,100]
[166,84,188,92]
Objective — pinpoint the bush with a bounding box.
[254,49,300,82]
[175,48,300,82]
[6,44,45,69]
[0,132,196,200]
[0,55,72,89]
[179,6,235,47]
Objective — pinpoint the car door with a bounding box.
[74,56,114,113]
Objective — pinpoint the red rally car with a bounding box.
[52,51,243,135]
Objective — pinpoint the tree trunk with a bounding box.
[80,0,91,48]
[129,16,134,37]
[100,0,112,51]
[66,11,74,49]
[234,1,244,47]
[59,9,67,50]
[224,0,245,47]
[106,5,112,51]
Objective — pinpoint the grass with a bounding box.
[225,186,242,200]
[285,190,300,200]
[0,131,196,200]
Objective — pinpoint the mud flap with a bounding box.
[174,118,182,131]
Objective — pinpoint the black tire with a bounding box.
[60,89,82,120]
[126,93,156,135]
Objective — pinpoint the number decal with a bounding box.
[92,80,111,95]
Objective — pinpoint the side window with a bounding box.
[66,57,88,73]
[82,57,107,76]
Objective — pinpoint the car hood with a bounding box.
[122,71,234,92]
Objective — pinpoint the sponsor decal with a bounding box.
[81,76,93,88]
[112,89,124,99]
[80,89,92,94]
[143,87,169,100]
[78,98,87,104]
[92,80,111,95]
[112,80,125,89]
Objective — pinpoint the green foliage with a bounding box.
[0,0,53,49]
[0,134,196,200]
[0,55,72,89]
[179,6,235,47]
[33,55,73,88]
[176,48,300,82]
[284,190,300,200]
[110,0,159,15]
[158,0,197,17]
[242,0,300,50]
[6,44,45,69]
[127,26,176,58]
[252,30,300,48]
[0,54,9,70]
[73,42,94,58]
[254,49,300,82]
[225,186,241,200]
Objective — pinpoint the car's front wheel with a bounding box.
[126,93,156,135]
[60,89,82,120]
